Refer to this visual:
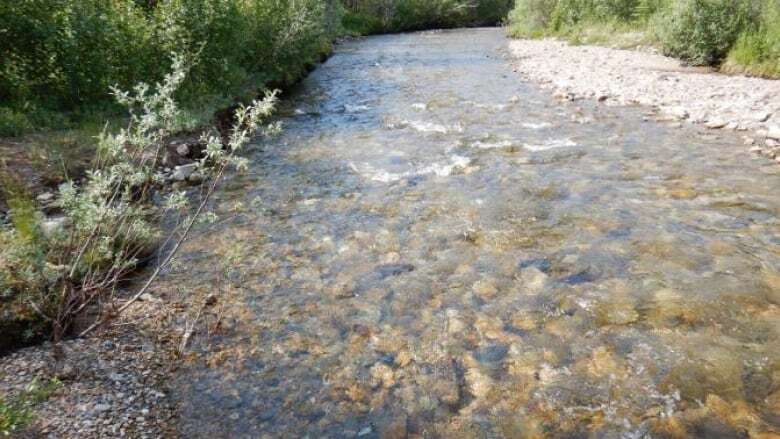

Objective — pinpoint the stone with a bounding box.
[446,309,466,334]
[473,278,498,299]
[395,351,413,368]
[37,192,55,203]
[595,298,638,326]
[187,171,204,184]
[41,216,68,236]
[767,125,780,140]
[379,415,407,439]
[175,143,190,157]
[755,111,772,123]
[172,163,197,181]
[583,346,627,379]
[370,363,395,388]
[664,106,689,120]
[704,119,727,129]
[520,267,548,294]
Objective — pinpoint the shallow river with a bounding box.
[169,28,780,438]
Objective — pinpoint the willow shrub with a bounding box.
[654,0,758,65]
[0,0,340,134]
[0,56,278,351]
[725,0,780,77]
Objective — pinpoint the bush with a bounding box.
[342,0,513,33]
[509,0,667,37]
[725,0,780,77]
[509,0,559,36]
[0,108,33,137]
[0,0,341,128]
[654,0,758,65]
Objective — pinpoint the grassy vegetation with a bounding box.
[341,0,513,34]
[0,378,62,436]
[508,0,780,77]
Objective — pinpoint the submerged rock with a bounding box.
[595,298,639,326]
[376,263,415,279]
[519,267,548,294]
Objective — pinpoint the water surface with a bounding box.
[168,28,780,438]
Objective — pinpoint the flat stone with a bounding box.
[172,163,197,181]
[766,125,780,140]
[705,119,727,129]
[37,192,55,203]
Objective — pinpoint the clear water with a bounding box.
[167,28,780,438]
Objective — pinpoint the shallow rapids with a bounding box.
[166,28,780,438]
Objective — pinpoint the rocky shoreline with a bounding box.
[508,38,780,164]
[0,322,177,438]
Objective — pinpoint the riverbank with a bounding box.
[0,292,178,437]
[508,38,780,164]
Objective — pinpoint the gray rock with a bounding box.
[93,403,111,413]
[172,163,197,181]
[41,216,69,236]
[176,143,190,157]
[37,192,55,203]
[187,171,204,184]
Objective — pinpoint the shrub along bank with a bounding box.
[0,0,341,137]
[508,0,780,78]
[341,0,514,34]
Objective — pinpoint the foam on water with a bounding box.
[523,137,578,151]
[348,154,472,183]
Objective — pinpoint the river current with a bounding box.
[166,28,780,438]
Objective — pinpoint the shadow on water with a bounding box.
[162,28,780,438]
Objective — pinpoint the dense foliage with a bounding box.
[725,0,780,77]
[341,0,514,34]
[509,0,780,76]
[0,0,340,135]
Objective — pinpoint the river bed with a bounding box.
[166,28,780,438]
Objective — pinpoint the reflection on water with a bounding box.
[166,28,780,438]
